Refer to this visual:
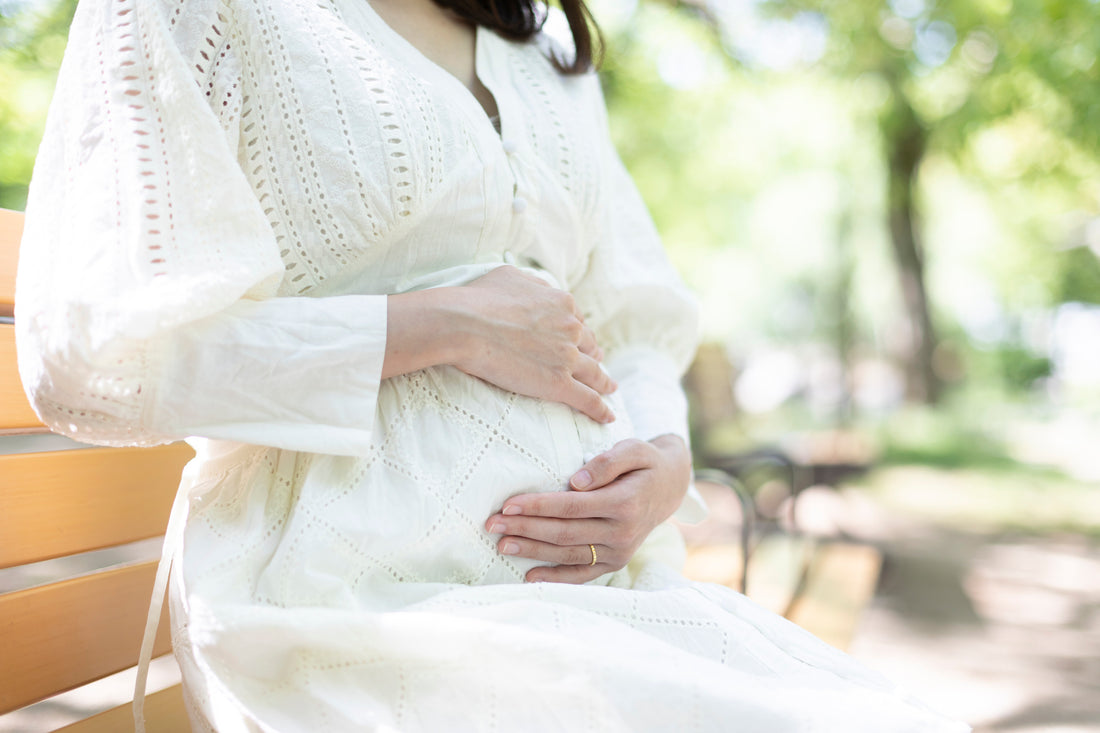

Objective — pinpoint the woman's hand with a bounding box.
[484,434,692,583]
[383,265,615,423]
[451,266,616,423]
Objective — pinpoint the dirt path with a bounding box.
[835,489,1100,732]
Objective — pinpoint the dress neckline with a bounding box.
[358,1,506,142]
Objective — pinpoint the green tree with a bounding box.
[0,0,76,209]
[790,0,1099,401]
[651,0,1100,403]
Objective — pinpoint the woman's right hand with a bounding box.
[449,266,616,424]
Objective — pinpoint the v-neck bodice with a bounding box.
[231,0,618,298]
[358,1,506,141]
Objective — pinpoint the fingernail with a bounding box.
[488,521,505,534]
[572,470,592,489]
[502,505,522,516]
[501,541,519,555]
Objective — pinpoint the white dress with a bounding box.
[15,0,968,730]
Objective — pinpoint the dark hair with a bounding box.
[431,0,602,74]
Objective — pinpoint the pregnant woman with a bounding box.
[16,0,968,729]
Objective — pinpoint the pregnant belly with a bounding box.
[248,365,635,608]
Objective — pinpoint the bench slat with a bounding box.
[54,684,191,733]
[0,444,194,569]
[0,324,42,430]
[785,542,883,651]
[0,561,173,714]
[0,208,19,319]
[684,538,882,652]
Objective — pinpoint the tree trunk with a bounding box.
[833,201,856,424]
[882,90,941,404]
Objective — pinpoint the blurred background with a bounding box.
[590,1,1100,730]
[2,0,1099,730]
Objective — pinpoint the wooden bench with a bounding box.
[0,207,882,730]
[0,208,193,732]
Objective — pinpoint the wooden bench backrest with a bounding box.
[0,208,193,729]
[0,208,18,320]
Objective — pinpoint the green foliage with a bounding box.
[758,0,1100,215]
[992,344,1052,391]
[708,0,1100,398]
[0,0,76,210]
[1057,245,1100,305]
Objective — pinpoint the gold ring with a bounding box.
[588,544,598,566]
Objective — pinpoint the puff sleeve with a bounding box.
[15,0,386,455]
[571,74,706,523]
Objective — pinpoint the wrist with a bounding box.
[649,433,688,455]
[423,286,470,367]
[384,287,476,377]
[649,433,692,506]
[429,285,483,370]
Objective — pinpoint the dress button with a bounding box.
[502,138,519,155]
[512,196,528,213]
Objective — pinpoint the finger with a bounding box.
[500,487,619,520]
[526,562,611,585]
[497,536,605,567]
[570,439,652,491]
[572,354,616,396]
[559,379,615,424]
[486,514,611,546]
[576,324,599,359]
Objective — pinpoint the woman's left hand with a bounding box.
[484,434,692,583]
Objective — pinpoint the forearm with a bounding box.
[383,267,616,423]
[381,287,467,379]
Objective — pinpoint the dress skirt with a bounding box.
[165,366,969,732]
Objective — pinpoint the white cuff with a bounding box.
[604,347,689,445]
[150,294,387,455]
[605,346,707,523]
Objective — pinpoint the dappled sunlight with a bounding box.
[1006,410,1100,482]
[964,541,1100,626]
[857,465,1100,534]
[851,529,1100,730]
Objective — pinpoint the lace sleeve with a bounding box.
[15,0,387,455]
[570,73,706,522]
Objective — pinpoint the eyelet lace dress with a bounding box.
[15,0,969,730]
